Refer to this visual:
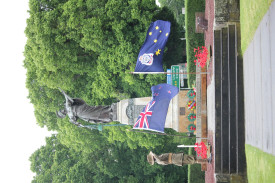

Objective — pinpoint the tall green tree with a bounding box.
[29,135,94,183]
[158,0,185,30]
[30,134,187,183]
[24,0,184,130]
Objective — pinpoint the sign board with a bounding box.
[180,63,188,79]
[182,8,185,14]
[171,65,180,89]
[167,69,172,85]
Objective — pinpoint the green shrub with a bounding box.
[185,0,205,87]
[188,146,205,183]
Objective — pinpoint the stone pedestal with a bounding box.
[195,12,208,33]
[116,97,151,126]
[178,90,197,133]
[115,94,180,131]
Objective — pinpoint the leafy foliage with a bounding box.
[158,0,186,30]
[29,135,95,183]
[30,133,188,182]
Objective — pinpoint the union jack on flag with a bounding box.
[133,101,156,129]
[132,83,179,133]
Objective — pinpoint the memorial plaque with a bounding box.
[125,99,146,125]
[180,107,186,115]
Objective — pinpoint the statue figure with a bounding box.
[56,88,115,127]
[147,151,211,166]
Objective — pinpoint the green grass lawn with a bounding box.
[245,144,275,183]
[240,0,273,53]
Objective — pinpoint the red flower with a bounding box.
[194,46,208,68]
[194,141,208,159]
[190,126,196,131]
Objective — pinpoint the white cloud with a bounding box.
[0,1,53,182]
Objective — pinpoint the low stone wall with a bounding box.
[215,0,240,28]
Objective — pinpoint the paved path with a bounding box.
[243,0,275,156]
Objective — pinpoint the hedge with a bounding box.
[187,146,205,183]
[185,0,205,87]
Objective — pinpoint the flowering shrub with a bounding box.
[194,46,208,68]
[187,89,196,99]
[188,124,196,132]
[187,113,196,122]
[187,100,196,110]
[194,141,208,159]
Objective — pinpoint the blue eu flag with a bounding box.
[134,20,171,72]
[133,83,179,133]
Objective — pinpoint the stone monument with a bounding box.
[114,93,181,132]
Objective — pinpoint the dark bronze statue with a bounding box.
[56,88,115,127]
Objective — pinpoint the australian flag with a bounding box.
[134,20,171,72]
[133,83,179,133]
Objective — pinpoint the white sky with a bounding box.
[0,1,53,182]
[0,1,161,182]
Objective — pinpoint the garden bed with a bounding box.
[185,0,205,87]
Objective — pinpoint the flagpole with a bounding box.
[127,129,206,138]
[129,72,209,75]
[177,144,200,148]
